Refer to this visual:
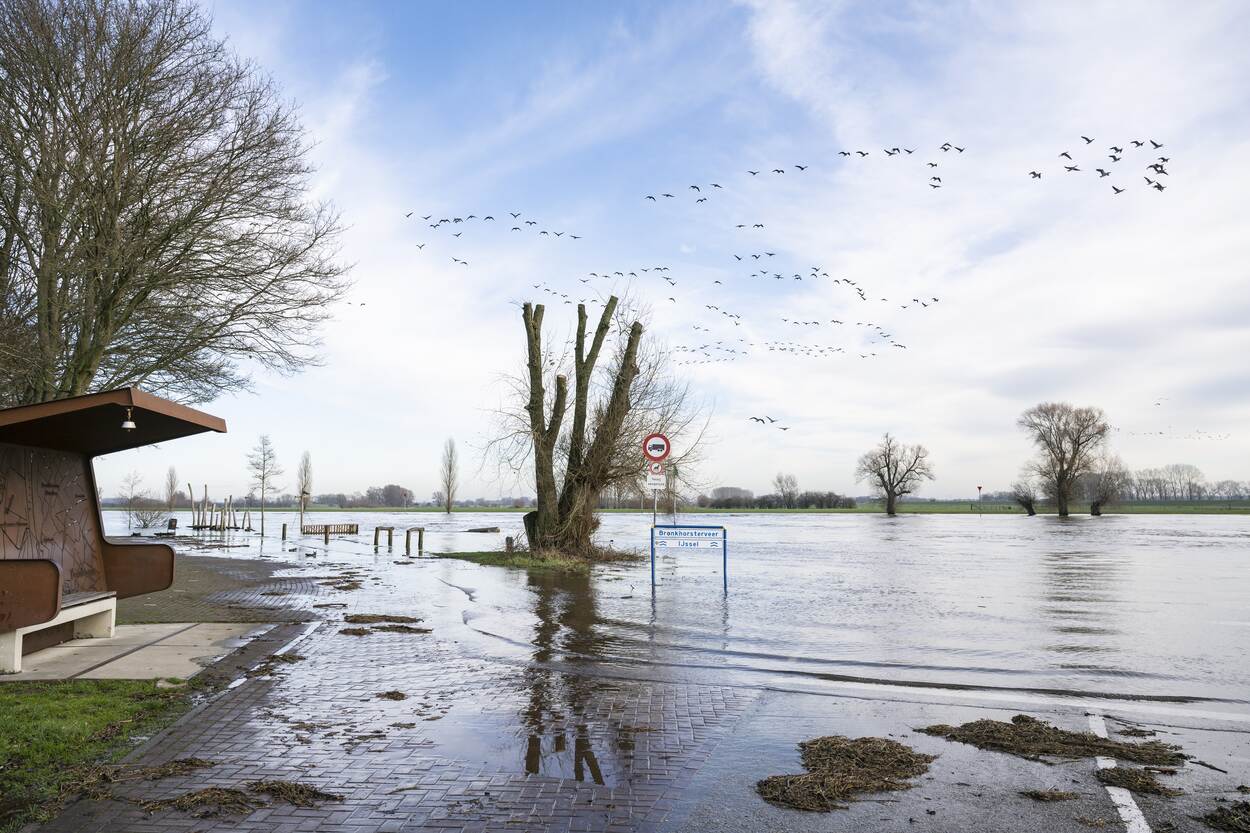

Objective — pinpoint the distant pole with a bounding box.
[977,485,983,516]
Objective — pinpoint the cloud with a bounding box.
[97,1,1250,500]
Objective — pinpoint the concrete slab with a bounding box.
[3,622,272,681]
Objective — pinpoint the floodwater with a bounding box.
[105,510,1250,709]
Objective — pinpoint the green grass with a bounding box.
[0,679,194,832]
[435,550,591,572]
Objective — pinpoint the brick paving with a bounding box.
[118,553,321,624]
[36,551,758,833]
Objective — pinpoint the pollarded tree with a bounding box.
[1017,402,1110,517]
[855,433,935,516]
[496,295,703,557]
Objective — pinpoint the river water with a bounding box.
[105,510,1250,710]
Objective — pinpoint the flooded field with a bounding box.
[106,510,1250,709]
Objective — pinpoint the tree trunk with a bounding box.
[1056,493,1069,517]
[521,300,642,558]
[1025,504,1036,517]
[1090,500,1102,516]
[885,493,897,515]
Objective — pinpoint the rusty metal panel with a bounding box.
[0,559,61,631]
[0,443,106,594]
[100,540,174,599]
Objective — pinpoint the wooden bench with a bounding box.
[0,589,117,673]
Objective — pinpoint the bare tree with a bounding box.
[120,470,144,528]
[297,451,313,501]
[131,495,168,529]
[247,435,283,536]
[855,433,935,516]
[1017,403,1110,517]
[773,473,799,509]
[440,438,459,514]
[1083,455,1130,516]
[0,0,348,406]
[1011,477,1039,516]
[164,465,178,511]
[491,295,704,557]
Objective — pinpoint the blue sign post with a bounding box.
[650,524,728,593]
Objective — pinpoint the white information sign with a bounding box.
[653,526,725,550]
[645,461,666,490]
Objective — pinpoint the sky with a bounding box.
[95,0,1250,502]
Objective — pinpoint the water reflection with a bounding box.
[517,569,623,785]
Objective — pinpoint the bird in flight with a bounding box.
[1081,135,1094,144]
[1029,171,1042,178]
[404,211,413,217]
[1059,151,1073,159]
[747,170,759,175]
[1095,168,1110,177]
[795,164,808,171]
[1112,186,1124,194]
[749,417,765,423]
[1065,165,1080,172]
[645,195,656,201]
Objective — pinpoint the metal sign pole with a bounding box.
[650,526,656,589]
[723,527,728,595]
[652,489,657,527]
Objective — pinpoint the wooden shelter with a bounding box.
[0,388,225,671]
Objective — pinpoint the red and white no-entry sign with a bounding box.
[642,433,670,462]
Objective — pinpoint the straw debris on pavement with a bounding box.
[342,614,423,624]
[1095,767,1182,796]
[244,779,344,807]
[756,735,936,812]
[1202,801,1250,832]
[140,787,261,818]
[1020,788,1080,801]
[919,714,1185,765]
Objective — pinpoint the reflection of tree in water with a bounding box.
[519,569,636,784]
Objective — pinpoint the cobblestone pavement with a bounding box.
[38,549,760,833]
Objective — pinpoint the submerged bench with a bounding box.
[0,388,226,673]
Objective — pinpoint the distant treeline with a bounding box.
[693,486,855,510]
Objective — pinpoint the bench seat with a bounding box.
[0,590,117,674]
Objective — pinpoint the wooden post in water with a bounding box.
[506,536,514,553]
[281,523,287,540]
[418,527,424,554]
[387,528,393,548]
[324,527,330,546]
[373,527,380,548]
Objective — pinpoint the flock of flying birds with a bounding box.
[1029,137,1171,194]
[396,137,1211,439]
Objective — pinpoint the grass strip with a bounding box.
[0,680,195,832]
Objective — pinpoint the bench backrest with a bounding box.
[0,442,107,596]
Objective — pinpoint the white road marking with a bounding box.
[1088,713,1152,833]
